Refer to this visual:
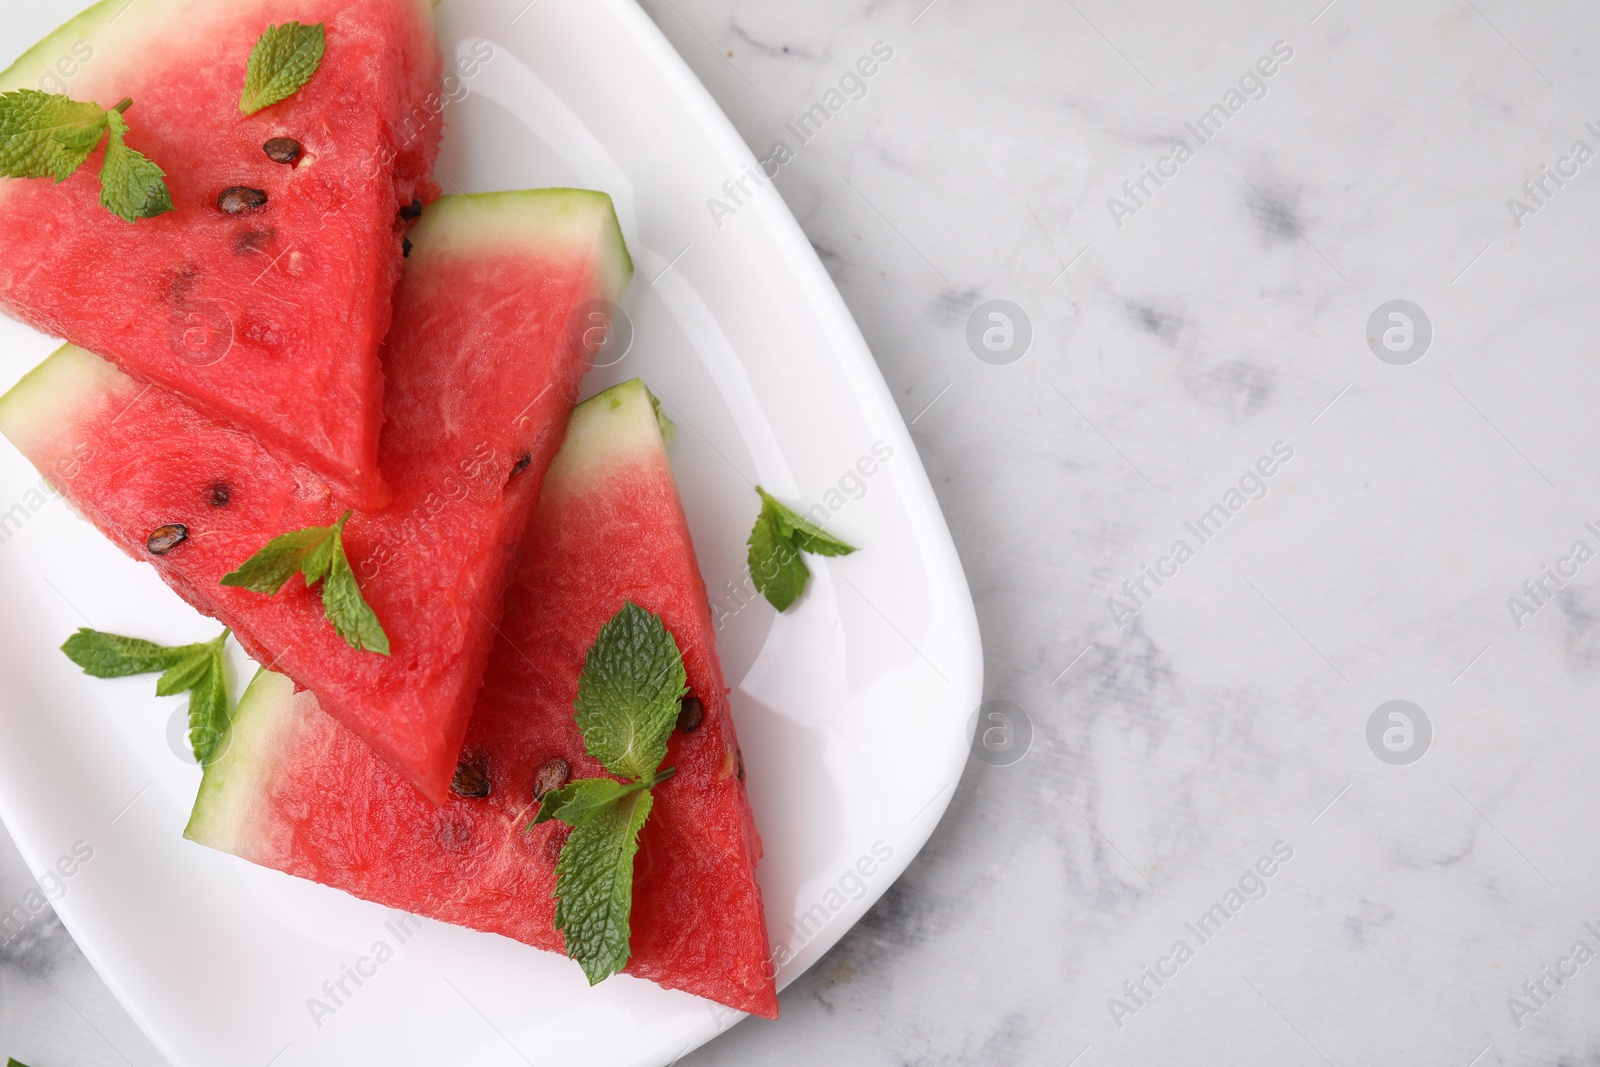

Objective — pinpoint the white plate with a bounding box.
[0,1,982,1063]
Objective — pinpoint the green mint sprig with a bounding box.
[240,22,326,115]
[10,1058,36,1067]
[61,628,231,763]
[219,511,389,655]
[0,90,172,222]
[747,486,857,611]
[529,601,688,985]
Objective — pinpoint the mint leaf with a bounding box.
[0,91,171,222]
[320,544,389,655]
[61,628,194,677]
[0,89,107,180]
[531,776,647,828]
[765,489,856,556]
[747,487,858,611]
[60,629,231,763]
[99,110,172,222]
[240,22,326,115]
[748,500,810,611]
[535,603,692,984]
[218,522,338,594]
[10,1059,35,1067]
[552,786,653,985]
[574,601,687,781]
[153,641,217,696]
[185,636,231,764]
[220,512,389,655]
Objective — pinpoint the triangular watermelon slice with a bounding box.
[0,189,633,803]
[0,0,447,507]
[185,379,780,1018]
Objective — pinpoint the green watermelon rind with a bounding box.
[183,667,302,854]
[183,378,669,845]
[0,0,441,94]
[0,342,126,465]
[545,377,667,491]
[411,189,634,297]
[0,0,137,94]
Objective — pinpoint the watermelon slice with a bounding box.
[185,379,780,1018]
[0,189,634,803]
[0,0,447,507]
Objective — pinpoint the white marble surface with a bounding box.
[10,0,1600,1063]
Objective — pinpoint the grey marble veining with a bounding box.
[10,0,1600,1064]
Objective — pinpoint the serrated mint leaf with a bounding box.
[154,641,217,696]
[322,544,390,655]
[0,92,171,223]
[552,785,653,985]
[61,628,194,677]
[757,487,856,556]
[531,776,647,828]
[219,522,338,593]
[185,636,230,765]
[539,605,690,983]
[0,89,107,181]
[99,110,172,222]
[10,1058,36,1067]
[221,512,388,655]
[240,22,326,115]
[60,628,231,763]
[747,501,809,612]
[747,487,858,611]
[574,602,687,781]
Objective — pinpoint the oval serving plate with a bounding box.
[0,0,983,1063]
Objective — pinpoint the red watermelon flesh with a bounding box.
[184,379,780,1018]
[0,189,633,804]
[0,0,447,508]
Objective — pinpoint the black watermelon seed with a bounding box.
[450,761,491,798]
[399,198,424,220]
[533,758,571,801]
[262,137,302,164]
[146,524,188,555]
[208,483,231,508]
[736,747,746,781]
[676,696,704,734]
[510,453,532,477]
[218,187,268,215]
[402,237,413,258]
